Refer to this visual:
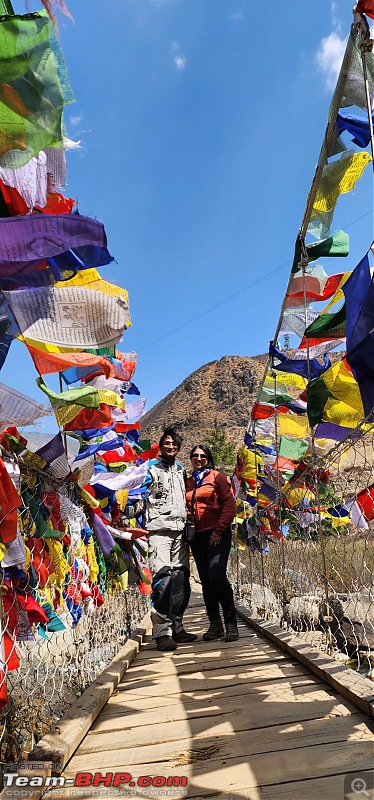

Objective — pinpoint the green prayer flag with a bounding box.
[307,230,350,263]
[304,304,346,339]
[36,377,100,409]
[0,11,74,167]
[291,230,349,273]
[278,436,309,461]
[259,386,293,405]
[307,376,332,428]
[85,346,117,357]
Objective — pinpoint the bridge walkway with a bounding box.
[53,595,373,800]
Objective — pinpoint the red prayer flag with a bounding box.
[288,273,343,302]
[27,344,115,378]
[356,0,374,19]
[64,404,113,431]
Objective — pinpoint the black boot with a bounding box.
[224,622,239,642]
[173,629,198,643]
[224,607,239,642]
[203,618,225,641]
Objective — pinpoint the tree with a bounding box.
[206,424,236,472]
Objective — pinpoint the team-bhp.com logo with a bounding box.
[3,771,188,792]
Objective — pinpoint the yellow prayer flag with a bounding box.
[323,398,363,428]
[278,413,310,437]
[271,371,307,390]
[313,151,371,214]
[283,487,315,507]
[21,336,82,354]
[323,360,364,417]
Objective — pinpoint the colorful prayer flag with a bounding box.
[0,11,73,167]
[5,285,130,348]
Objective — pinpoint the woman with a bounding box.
[186,444,239,642]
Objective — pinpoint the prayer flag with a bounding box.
[112,397,147,422]
[279,436,309,461]
[26,344,114,378]
[309,152,370,237]
[295,338,345,360]
[35,433,65,464]
[0,213,111,278]
[278,413,310,438]
[280,309,320,338]
[355,0,374,19]
[0,382,51,431]
[90,462,149,492]
[5,285,130,348]
[307,358,364,427]
[304,305,346,340]
[37,378,125,416]
[64,404,113,431]
[291,231,349,273]
[0,11,73,167]
[259,386,293,405]
[343,253,374,416]
[337,111,374,148]
[339,26,374,109]
[314,421,360,441]
[270,342,330,380]
[287,269,344,303]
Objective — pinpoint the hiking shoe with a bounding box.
[156,636,177,652]
[224,623,239,642]
[173,630,198,643]
[203,619,225,641]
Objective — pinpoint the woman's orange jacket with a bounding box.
[186,469,236,537]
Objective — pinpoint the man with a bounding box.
[144,426,197,651]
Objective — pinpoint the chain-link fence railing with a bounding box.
[230,422,374,679]
[0,447,150,768]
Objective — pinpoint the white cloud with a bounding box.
[230,11,243,20]
[170,41,187,71]
[69,114,83,128]
[330,1,340,30]
[315,31,347,90]
[174,55,187,70]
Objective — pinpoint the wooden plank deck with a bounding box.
[48,596,374,800]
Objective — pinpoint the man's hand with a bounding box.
[209,531,221,547]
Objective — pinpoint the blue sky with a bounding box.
[3,0,373,430]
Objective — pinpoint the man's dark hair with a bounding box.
[159,426,183,451]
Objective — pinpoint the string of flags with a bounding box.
[234,5,374,555]
[0,3,156,708]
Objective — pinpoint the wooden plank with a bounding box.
[122,650,289,686]
[70,685,355,755]
[92,676,351,734]
[129,650,284,678]
[65,713,373,780]
[134,638,278,666]
[27,613,151,772]
[259,773,374,800]
[236,603,374,717]
[103,673,322,715]
[114,661,327,700]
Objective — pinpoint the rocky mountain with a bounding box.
[141,354,269,464]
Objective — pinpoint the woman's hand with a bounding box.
[209,531,221,547]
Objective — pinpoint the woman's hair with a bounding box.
[190,444,215,469]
